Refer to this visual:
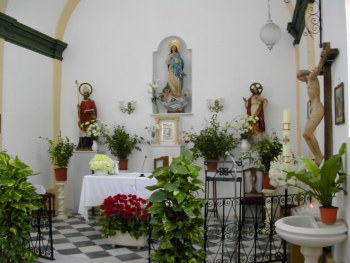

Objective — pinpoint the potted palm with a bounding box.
[286,143,347,224]
[41,132,76,181]
[104,124,144,170]
[189,114,239,169]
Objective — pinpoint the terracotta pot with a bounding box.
[119,159,128,170]
[205,158,218,171]
[262,172,276,190]
[320,206,338,224]
[54,168,67,181]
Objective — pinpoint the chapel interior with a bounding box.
[1,1,350,263]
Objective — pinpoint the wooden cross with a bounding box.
[316,42,339,160]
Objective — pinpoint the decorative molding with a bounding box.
[287,0,315,45]
[0,12,67,60]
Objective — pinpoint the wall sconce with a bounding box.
[119,100,136,114]
[207,98,224,113]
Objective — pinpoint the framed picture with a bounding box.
[155,115,180,144]
[307,100,311,119]
[334,82,345,125]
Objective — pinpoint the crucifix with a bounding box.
[297,42,339,164]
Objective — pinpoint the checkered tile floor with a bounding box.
[36,212,284,263]
[48,213,149,262]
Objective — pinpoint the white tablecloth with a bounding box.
[78,173,156,220]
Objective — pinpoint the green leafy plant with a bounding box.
[0,152,42,263]
[104,125,144,159]
[99,194,150,239]
[146,150,207,263]
[255,134,282,173]
[286,143,347,207]
[40,132,76,168]
[189,114,239,159]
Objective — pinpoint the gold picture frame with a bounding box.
[155,115,180,144]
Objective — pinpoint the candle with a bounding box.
[282,108,291,163]
[283,108,291,123]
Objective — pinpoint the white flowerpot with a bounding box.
[91,140,98,151]
[107,232,147,247]
[240,139,251,152]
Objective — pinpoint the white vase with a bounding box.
[107,232,146,247]
[94,169,107,176]
[240,139,251,152]
[114,161,119,174]
[91,140,98,151]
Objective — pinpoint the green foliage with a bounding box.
[146,150,207,263]
[256,134,282,173]
[40,132,76,168]
[286,143,347,207]
[104,125,144,159]
[0,152,42,263]
[189,114,239,159]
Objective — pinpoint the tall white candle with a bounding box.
[282,108,291,162]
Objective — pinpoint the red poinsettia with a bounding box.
[99,194,151,239]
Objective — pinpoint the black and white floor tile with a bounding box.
[35,213,148,263]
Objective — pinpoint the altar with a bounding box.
[78,173,156,220]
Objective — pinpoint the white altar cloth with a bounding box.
[78,173,156,220]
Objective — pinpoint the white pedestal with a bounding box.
[56,182,67,220]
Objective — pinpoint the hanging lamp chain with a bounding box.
[267,0,272,22]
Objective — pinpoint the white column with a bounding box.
[56,182,67,220]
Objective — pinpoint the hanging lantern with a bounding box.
[260,0,281,51]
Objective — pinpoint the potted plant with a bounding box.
[255,133,282,189]
[0,152,42,262]
[189,114,239,169]
[286,143,347,224]
[89,154,115,175]
[146,150,207,263]
[104,124,144,170]
[99,193,151,246]
[41,132,76,181]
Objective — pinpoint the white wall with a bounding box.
[61,0,297,174]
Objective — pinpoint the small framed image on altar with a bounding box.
[155,115,180,145]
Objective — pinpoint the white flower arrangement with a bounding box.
[235,114,259,139]
[86,121,103,138]
[148,78,161,113]
[269,154,306,188]
[89,154,115,172]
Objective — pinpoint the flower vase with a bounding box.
[108,232,146,247]
[240,139,251,152]
[94,169,107,176]
[263,173,276,190]
[91,140,98,151]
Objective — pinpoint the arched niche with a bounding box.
[152,36,192,114]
